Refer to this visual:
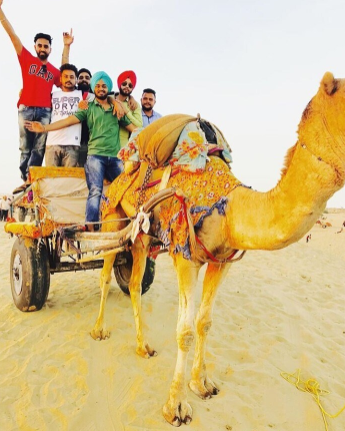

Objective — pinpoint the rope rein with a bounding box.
[281,369,345,431]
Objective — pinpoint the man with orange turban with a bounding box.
[114,70,143,147]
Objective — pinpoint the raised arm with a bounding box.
[61,28,74,65]
[24,115,80,133]
[0,0,23,55]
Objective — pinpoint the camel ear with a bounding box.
[321,72,338,95]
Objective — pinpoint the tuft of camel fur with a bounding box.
[91,72,345,426]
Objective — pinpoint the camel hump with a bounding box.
[137,114,197,169]
[136,114,232,170]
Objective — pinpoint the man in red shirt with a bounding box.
[0,0,73,192]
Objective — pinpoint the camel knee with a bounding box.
[100,273,111,289]
[128,280,141,295]
[101,255,115,285]
[100,263,113,284]
[100,270,112,296]
[177,329,195,351]
[196,318,212,336]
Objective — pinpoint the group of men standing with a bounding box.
[0,0,162,228]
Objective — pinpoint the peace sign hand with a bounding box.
[63,28,74,46]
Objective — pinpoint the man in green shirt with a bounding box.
[25,71,135,230]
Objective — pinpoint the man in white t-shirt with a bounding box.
[0,195,11,221]
[45,63,93,167]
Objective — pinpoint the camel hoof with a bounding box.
[189,378,219,400]
[136,344,157,358]
[163,401,192,427]
[205,378,219,396]
[172,416,181,427]
[203,391,212,400]
[212,387,220,395]
[90,328,110,341]
[183,415,192,425]
[145,342,157,357]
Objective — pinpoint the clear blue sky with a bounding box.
[1,0,345,207]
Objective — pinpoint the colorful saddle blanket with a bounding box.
[102,157,241,259]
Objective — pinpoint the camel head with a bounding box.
[227,72,345,250]
[297,72,345,185]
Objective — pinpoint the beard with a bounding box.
[37,51,49,60]
[96,93,107,101]
[78,82,91,92]
[62,82,76,91]
[142,105,153,112]
[119,88,132,97]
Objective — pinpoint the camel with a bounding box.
[90,72,345,426]
[316,220,332,228]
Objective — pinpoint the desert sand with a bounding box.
[0,209,345,431]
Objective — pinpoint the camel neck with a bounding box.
[224,139,344,251]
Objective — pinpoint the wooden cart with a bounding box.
[5,167,156,312]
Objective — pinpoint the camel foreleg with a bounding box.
[129,235,156,358]
[189,262,231,399]
[163,254,201,426]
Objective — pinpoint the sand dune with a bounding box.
[1,210,345,431]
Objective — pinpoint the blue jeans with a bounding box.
[18,105,52,181]
[84,155,123,223]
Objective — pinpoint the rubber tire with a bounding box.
[18,207,27,222]
[114,251,155,296]
[10,237,50,312]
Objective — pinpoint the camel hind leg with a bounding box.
[129,234,157,358]
[90,209,128,340]
[90,253,116,340]
[189,261,231,399]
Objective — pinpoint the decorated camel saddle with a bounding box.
[102,114,243,260]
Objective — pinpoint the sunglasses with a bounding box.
[37,43,50,49]
[121,82,133,88]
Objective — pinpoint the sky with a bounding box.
[1,0,345,207]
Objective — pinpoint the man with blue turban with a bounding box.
[90,71,113,93]
[24,71,136,230]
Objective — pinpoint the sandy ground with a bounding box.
[1,210,345,431]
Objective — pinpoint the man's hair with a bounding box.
[77,68,92,78]
[142,88,156,97]
[60,63,78,76]
[34,33,52,44]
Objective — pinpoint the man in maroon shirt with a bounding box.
[0,0,73,192]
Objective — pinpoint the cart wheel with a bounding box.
[18,207,27,222]
[114,251,155,296]
[10,237,50,312]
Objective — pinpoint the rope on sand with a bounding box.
[281,369,345,431]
